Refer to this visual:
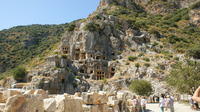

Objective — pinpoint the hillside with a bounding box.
[1,0,200,94]
[1,0,200,112]
[0,24,69,74]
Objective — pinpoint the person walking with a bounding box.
[165,95,174,112]
[159,94,166,112]
[132,95,139,112]
[141,96,147,112]
[192,86,200,110]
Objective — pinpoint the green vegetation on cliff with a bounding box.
[0,24,67,74]
[107,4,200,57]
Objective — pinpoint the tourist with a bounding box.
[132,95,139,112]
[141,96,147,112]
[189,95,195,110]
[165,95,174,112]
[159,94,166,112]
[137,96,141,112]
[192,86,200,110]
[192,86,200,102]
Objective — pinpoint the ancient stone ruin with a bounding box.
[0,89,135,112]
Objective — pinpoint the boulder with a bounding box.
[34,89,48,96]
[43,98,56,112]
[19,95,44,112]
[0,103,5,112]
[4,95,25,112]
[23,90,35,95]
[4,94,45,112]
[3,89,22,101]
[55,95,65,112]
[0,92,5,103]
[65,95,83,112]
[82,92,108,105]
[107,96,119,106]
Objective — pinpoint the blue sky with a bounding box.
[0,0,100,30]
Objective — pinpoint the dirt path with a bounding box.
[146,102,196,112]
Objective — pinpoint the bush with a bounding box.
[190,1,200,9]
[138,53,144,57]
[188,45,200,59]
[12,66,27,81]
[84,22,100,32]
[143,57,150,62]
[128,56,138,61]
[61,54,68,59]
[135,63,141,68]
[129,80,153,96]
[144,63,151,67]
[66,24,76,31]
[166,61,200,94]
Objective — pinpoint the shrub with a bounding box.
[144,63,151,67]
[138,53,144,57]
[12,66,27,81]
[61,54,68,59]
[135,63,141,68]
[128,56,138,61]
[129,80,153,96]
[190,1,200,9]
[84,22,100,32]
[188,45,200,59]
[66,24,76,31]
[143,57,150,62]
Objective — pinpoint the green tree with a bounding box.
[166,61,200,94]
[129,80,153,96]
[12,66,27,82]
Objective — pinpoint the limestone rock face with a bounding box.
[61,12,150,81]
[190,8,200,27]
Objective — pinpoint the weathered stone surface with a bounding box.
[43,98,56,112]
[18,95,44,112]
[55,95,65,112]
[4,95,25,112]
[190,9,200,27]
[0,103,5,112]
[0,92,5,103]
[34,89,48,96]
[82,92,108,105]
[23,89,35,95]
[4,94,45,112]
[65,95,83,112]
[3,89,22,101]
[107,96,119,106]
